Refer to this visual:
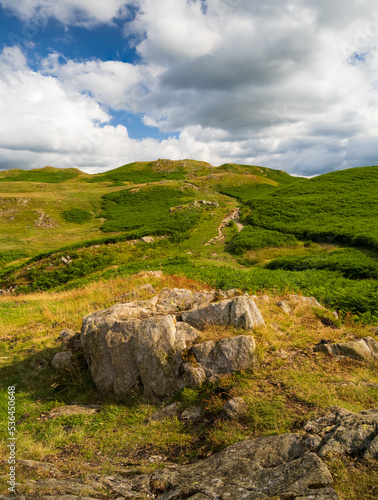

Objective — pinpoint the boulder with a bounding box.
[315,337,378,361]
[288,294,323,308]
[149,433,337,499]
[81,289,263,399]
[220,397,248,420]
[190,335,256,381]
[180,295,265,330]
[51,351,75,371]
[304,406,378,459]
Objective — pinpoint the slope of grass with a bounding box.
[100,184,200,234]
[247,166,378,249]
[230,226,298,254]
[0,167,85,183]
[266,248,378,280]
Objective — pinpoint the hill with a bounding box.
[246,166,378,250]
[0,160,377,499]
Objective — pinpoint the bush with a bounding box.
[62,209,92,224]
[230,226,297,254]
[265,248,378,280]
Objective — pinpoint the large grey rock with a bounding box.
[315,337,378,361]
[149,433,337,499]
[304,406,378,459]
[190,335,256,381]
[181,296,264,330]
[81,289,262,399]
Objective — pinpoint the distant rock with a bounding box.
[144,402,180,423]
[41,404,100,420]
[116,283,156,301]
[315,337,378,361]
[288,294,323,308]
[180,406,203,421]
[140,236,154,243]
[277,300,292,313]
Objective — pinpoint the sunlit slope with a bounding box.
[247,166,378,249]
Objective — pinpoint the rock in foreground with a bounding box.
[80,289,260,399]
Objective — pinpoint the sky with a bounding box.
[0,0,377,175]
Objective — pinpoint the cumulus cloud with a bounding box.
[1,0,378,174]
[0,0,132,26]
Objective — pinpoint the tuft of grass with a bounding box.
[62,208,92,224]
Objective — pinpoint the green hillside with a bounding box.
[246,166,378,249]
[0,160,377,500]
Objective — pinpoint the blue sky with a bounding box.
[0,0,377,175]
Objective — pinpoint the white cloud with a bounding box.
[1,0,378,174]
[0,0,132,26]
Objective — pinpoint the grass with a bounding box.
[62,208,92,224]
[0,274,376,498]
[0,161,377,499]
[266,248,378,280]
[247,166,378,250]
[230,226,298,254]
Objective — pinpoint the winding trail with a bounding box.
[205,207,243,245]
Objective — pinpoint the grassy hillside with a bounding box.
[246,166,378,249]
[0,160,377,499]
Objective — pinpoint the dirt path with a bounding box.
[205,207,243,245]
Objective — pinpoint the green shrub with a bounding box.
[265,249,378,280]
[230,226,297,254]
[100,185,200,236]
[247,166,378,250]
[62,209,92,224]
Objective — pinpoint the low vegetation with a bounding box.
[230,226,298,253]
[0,160,377,499]
[62,208,92,224]
[265,248,378,280]
[246,166,378,250]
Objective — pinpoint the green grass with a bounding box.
[265,248,378,280]
[230,226,298,254]
[62,208,92,224]
[88,160,189,185]
[100,184,200,234]
[0,167,83,183]
[247,166,378,250]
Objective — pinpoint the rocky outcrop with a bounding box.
[304,406,378,459]
[80,289,261,399]
[17,432,338,499]
[315,337,378,361]
[149,433,337,499]
[180,295,265,330]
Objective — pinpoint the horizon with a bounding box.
[0,1,378,176]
